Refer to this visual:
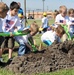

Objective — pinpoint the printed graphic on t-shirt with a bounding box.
[5,19,14,30]
[60,20,66,23]
[60,20,63,23]
[72,20,74,23]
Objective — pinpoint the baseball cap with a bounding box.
[18,13,23,18]
[43,12,47,16]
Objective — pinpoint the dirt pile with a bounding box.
[6,40,74,75]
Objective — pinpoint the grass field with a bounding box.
[27,19,55,26]
[0,19,74,75]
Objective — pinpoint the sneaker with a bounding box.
[0,61,6,66]
[7,58,13,65]
[0,57,3,62]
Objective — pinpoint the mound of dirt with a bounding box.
[6,40,74,75]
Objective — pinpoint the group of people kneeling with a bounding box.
[41,5,74,46]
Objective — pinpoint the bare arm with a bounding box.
[70,23,74,25]
[55,22,66,25]
[25,43,32,51]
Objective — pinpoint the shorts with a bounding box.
[43,26,49,32]
[0,36,4,48]
[1,37,15,49]
[43,28,48,32]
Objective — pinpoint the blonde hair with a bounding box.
[30,21,39,36]
[68,8,74,16]
[50,25,56,31]
[55,25,65,35]
[0,2,9,12]
[59,5,67,13]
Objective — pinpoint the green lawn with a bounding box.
[0,67,74,75]
[27,19,55,26]
[0,19,74,75]
[36,69,74,75]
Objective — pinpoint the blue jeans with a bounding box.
[18,44,26,56]
[69,32,74,37]
[14,36,26,56]
[43,40,52,46]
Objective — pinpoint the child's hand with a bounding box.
[29,46,33,51]
[14,29,18,32]
[14,26,18,32]
[10,32,14,37]
[63,20,66,25]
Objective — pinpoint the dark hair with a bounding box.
[10,1,20,10]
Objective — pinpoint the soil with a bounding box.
[6,40,74,75]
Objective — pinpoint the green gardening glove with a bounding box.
[61,25,71,40]
[32,45,38,52]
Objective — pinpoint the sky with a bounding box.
[1,0,74,12]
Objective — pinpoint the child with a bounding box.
[68,8,74,37]
[0,2,9,64]
[55,5,70,25]
[1,1,21,63]
[40,12,49,33]
[0,2,8,64]
[23,21,38,46]
[55,5,71,42]
[41,25,65,46]
[15,21,39,56]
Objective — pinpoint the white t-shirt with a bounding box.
[69,17,74,33]
[55,14,71,25]
[19,18,25,30]
[42,17,49,28]
[22,35,28,43]
[14,27,29,44]
[14,35,28,44]
[41,30,60,43]
[0,18,4,32]
[2,11,21,32]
